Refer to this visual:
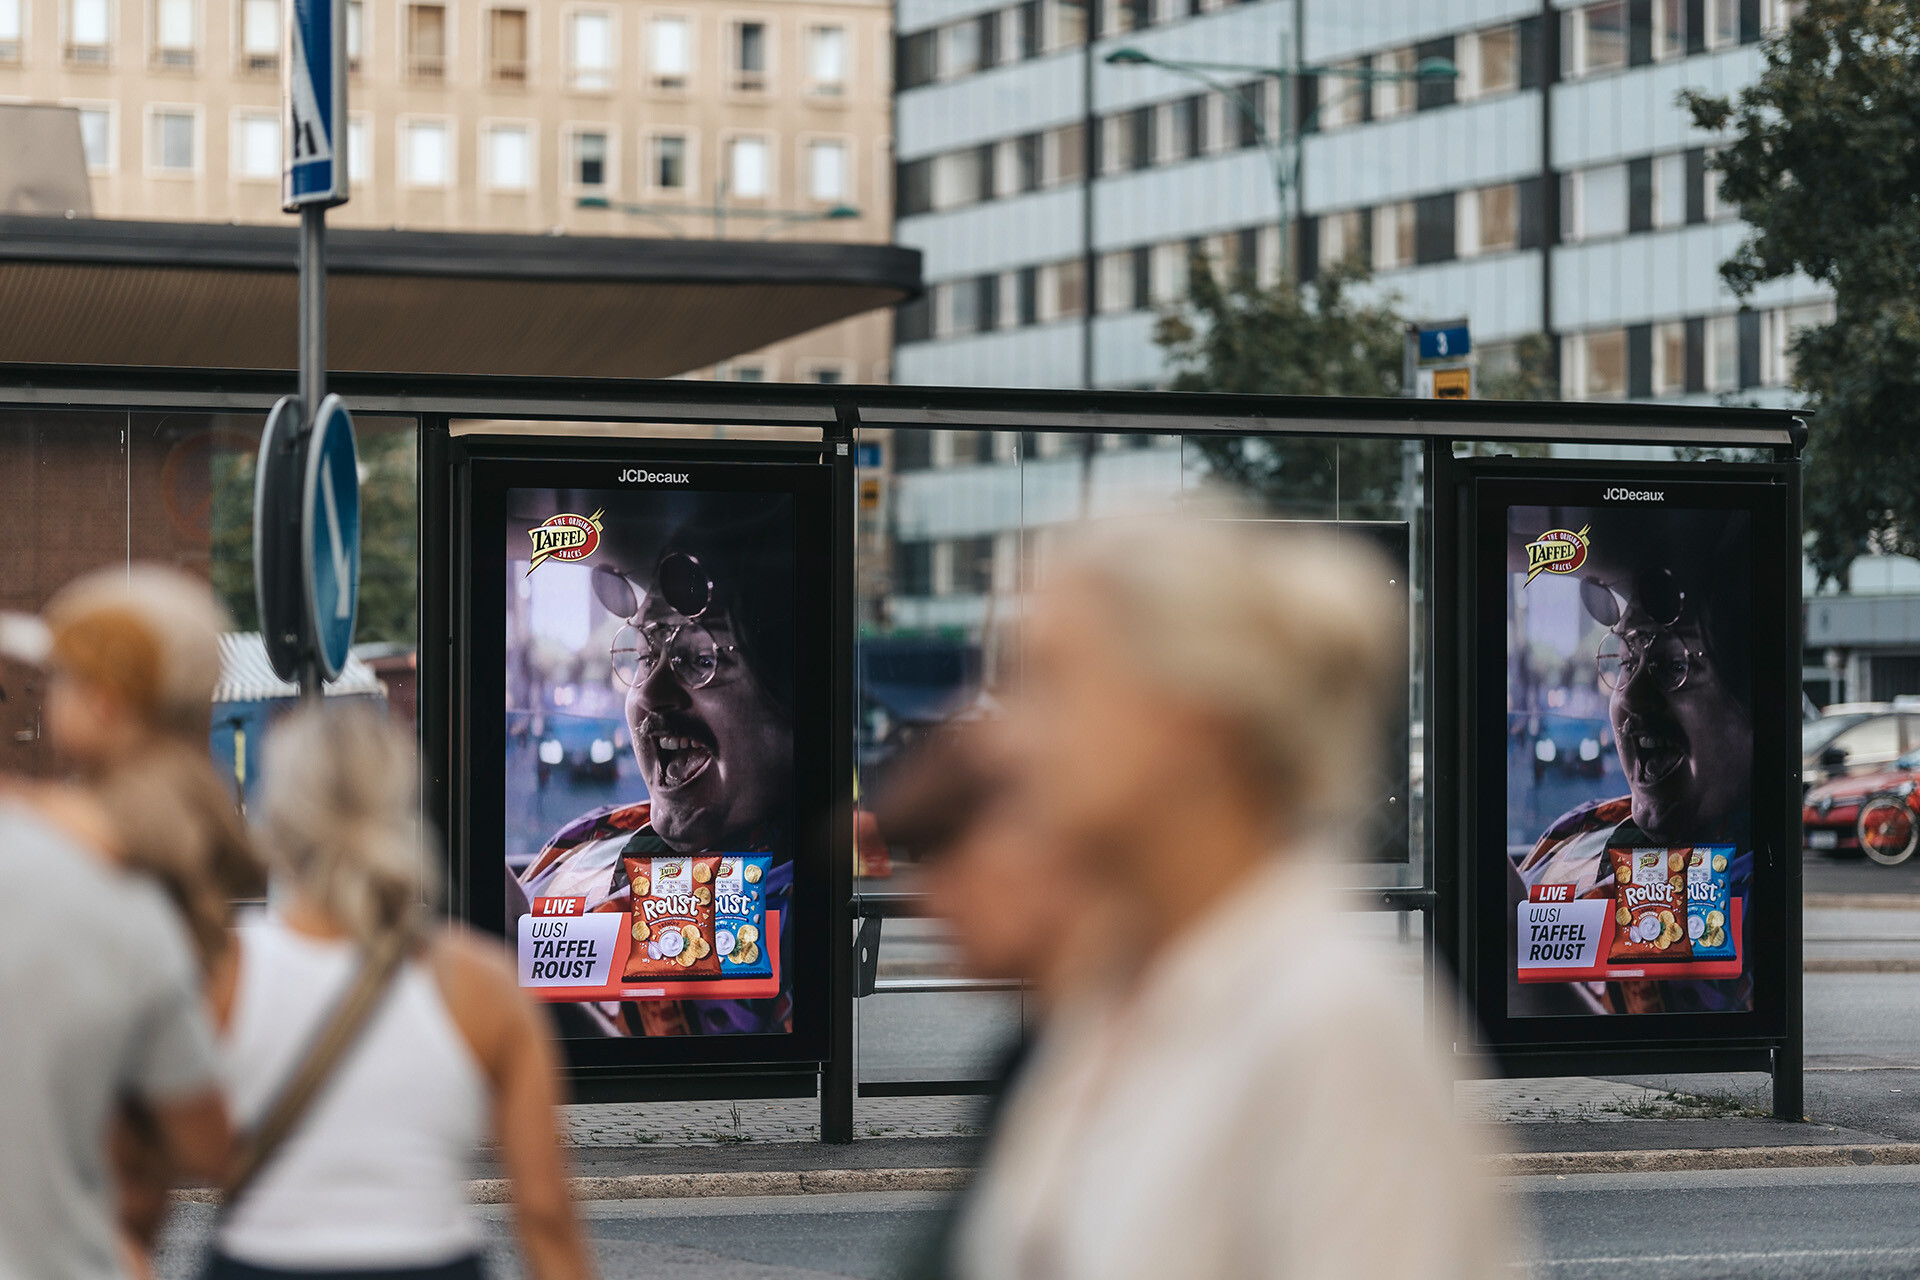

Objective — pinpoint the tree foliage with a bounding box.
[1155,257,1410,518]
[210,424,418,646]
[1682,0,1920,585]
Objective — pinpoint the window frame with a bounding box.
[151,0,195,69]
[404,1,448,81]
[647,12,691,90]
[725,130,773,200]
[563,122,616,191]
[803,133,851,204]
[566,6,616,91]
[0,0,26,65]
[805,23,846,95]
[229,106,280,180]
[144,102,202,176]
[63,97,118,173]
[647,129,693,194]
[485,6,530,84]
[399,113,456,189]
[237,0,278,73]
[481,118,535,191]
[65,0,113,66]
[730,16,769,92]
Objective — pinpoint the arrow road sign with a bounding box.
[300,394,360,681]
[254,395,307,681]
[283,0,347,209]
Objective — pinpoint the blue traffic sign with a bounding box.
[1418,324,1470,361]
[283,0,347,208]
[300,394,360,681]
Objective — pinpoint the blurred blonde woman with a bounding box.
[33,566,264,1273]
[956,511,1522,1280]
[208,704,591,1280]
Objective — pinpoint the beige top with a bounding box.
[954,853,1525,1280]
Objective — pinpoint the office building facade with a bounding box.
[0,0,896,380]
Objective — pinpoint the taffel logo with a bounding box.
[1603,487,1665,502]
[526,509,604,575]
[1524,524,1591,587]
[620,468,692,484]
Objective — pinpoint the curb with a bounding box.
[176,1167,973,1206]
[1807,958,1920,973]
[1805,893,1920,911]
[1493,1143,1920,1177]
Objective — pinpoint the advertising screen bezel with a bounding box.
[456,443,835,1070]
[1466,459,1793,1053]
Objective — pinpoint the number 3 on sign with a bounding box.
[1435,332,1448,355]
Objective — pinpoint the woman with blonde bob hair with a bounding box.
[208,704,591,1280]
[951,508,1520,1280]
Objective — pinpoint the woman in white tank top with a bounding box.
[207,706,591,1280]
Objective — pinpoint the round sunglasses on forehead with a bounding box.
[592,552,715,622]
[1582,569,1699,693]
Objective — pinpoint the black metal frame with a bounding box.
[0,365,1806,1135]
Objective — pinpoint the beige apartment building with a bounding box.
[0,0,895,381]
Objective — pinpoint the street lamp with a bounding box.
[1104,45,1456,279]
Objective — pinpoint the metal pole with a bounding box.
[298,202,326,700]
[1080,14,1096,390]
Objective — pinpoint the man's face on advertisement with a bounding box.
[1608,604,1752,842]
[626,593,790,850]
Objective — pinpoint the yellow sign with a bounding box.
[858,477,882,511]
[1432,367,1471,399]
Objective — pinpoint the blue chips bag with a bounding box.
[1686,845,1736,960]
[714,855,773,978]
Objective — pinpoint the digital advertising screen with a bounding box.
[1469,464,1791,1049]
[460,451,833,1064]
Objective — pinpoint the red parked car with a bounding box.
[1804,749,1920,865]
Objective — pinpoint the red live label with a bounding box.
[532,896,586,917]
[1529,884,1574,903]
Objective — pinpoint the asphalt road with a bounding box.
[1513,1165,1920,1280]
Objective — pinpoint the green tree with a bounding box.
[1155,256,1410,518]
[1682,0,1920,586]
[208,424,417,646]
[1478,333,1561,403]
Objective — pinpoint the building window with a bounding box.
[1044,121,1083,185]
[1470,183,1518,255]
[77,107,113,169]
[1563,1,1628,78]
[1652,320,1687,396]
[1372,48,1415,119]
[486,123,530,189]
[937,18,977,78]
[1707,0,1741,48]
[1764,301,1835,386]
[733,20,766,90]
[67,0,110,64]
[570,10,611,89]
[0,0,21,64]
[1564,163,1627,241]
[347,114,368,181]
[807,25,845,93]
[1045,258,1084,320]
[1466,25,1517,98]
[730,135,769,197]
[652,134,686,189]
[488,8,526,82]
[149,108,195,172]
[240,0,276,71]
[345,0,360,72]
[1655,0,1686,59]
[1315,60,1364,128]
[1706,314,1739,390]
[233,110,277,177]
[1653,152,1686,228]
[1568,329,1628,398]
[406,3,444,80]
[1044,0,1083,51]
[571,129,607,187]
[153,0,193,67]
[1317,209,1365,270]
[1373,201,1414,270]
[808,139,846,202]
[404,118,450,186]
[649,15,688,88]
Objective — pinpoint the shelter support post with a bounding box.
[821,409,859,1143]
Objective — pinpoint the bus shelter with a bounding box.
[0,366,1805,1139]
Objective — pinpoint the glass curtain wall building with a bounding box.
[891,0,1828,403]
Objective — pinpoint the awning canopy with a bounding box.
[0,216,920,379]
[214,632,385,704]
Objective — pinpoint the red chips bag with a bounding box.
[622,855,721,980]
[1607,845,1692,963]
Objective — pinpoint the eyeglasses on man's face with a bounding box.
[1597,627,1702,694]
[610,618,737,690]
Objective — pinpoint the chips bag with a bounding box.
[1686,844,1736,959]
[622,855,720,980]
[1607,846,1691,962]
[713,855,773,978]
